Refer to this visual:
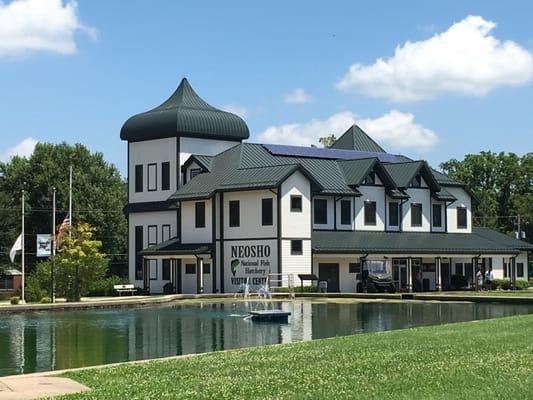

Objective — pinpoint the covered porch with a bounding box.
[139,238,214,294]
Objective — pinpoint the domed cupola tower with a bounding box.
[123,78,248,292]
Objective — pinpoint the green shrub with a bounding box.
[25,274,48,303]
[40,296,52,304]
[515,280,530,290]
[88,275,128,297]
[10,296,20,305]
[451,274,468,290]
[493,279,511,290]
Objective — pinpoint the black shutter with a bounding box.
[262,198,273,226]
[229,201,240,227]
[195,202,206,228]
[135,165,143,193]
[161,162,170,191]
[135,226,143,279]
[340,200,351,225]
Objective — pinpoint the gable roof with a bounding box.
[331,125,386,153]
[383,161,441,191]
[120,78,249,142]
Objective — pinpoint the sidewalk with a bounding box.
[0,373,88,400]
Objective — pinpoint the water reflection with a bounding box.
[0,300,531,376]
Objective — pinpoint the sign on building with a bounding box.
[36,234,52,257]
[224,239,277,292]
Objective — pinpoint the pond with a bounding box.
[1,299,532,377]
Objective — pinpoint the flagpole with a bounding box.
[69,165,72,239]
[52,187,56,304]
[21,189,25,304]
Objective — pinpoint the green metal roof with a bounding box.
[331,125,386,153]
[312,227,533,255]
[120,78,249,142]
[169,143,468,203]
[140,238,212,256]
[432,188,456,202]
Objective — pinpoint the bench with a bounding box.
[113,284,137,296]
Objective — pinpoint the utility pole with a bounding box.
[21,189,25,304]
[52,187,56,303]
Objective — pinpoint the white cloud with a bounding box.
[0,0,96,59]
[284,88,313,104]
[337,16,533,101]
[1,137,38,161]
[220,104,248,118]
[256,110,438,152]
[357,110,439,151]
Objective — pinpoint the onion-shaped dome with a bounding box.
[120,78,249,142]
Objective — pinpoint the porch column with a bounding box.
[196,257,204,294]
[436,257,442,291]
[407,257,412,293]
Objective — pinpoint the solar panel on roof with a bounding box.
[263,144,399,163]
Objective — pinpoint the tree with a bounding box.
[318,134,337,148]
[0,142,127,275]
[440,152,532,243]
[38,222,108,302]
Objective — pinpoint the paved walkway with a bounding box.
[0,374,88,399]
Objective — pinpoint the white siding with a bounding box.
[281,171,311,238]
[181,199,213,244]
[128,211,177,293]
[179,137,238,184]
[129,138,177,203]
[223,190,277,240]
[402,188,431,232]
[312,255,361,292]
[354,186,385,231]
[281,239,312,286]
[446,187,472,233]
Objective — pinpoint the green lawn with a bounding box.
[59,313,533,400]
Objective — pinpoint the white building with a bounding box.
[122,79,532,294]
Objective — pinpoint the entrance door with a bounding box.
[392,259,408,291]
[318,263,340,292]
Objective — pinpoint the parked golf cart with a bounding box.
[356,259,396,293]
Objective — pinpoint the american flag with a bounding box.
[55,213,71,250]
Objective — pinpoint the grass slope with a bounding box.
[60,314,533,400]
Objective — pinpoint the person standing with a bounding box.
[485,267,494,290]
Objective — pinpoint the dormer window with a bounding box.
[363,171,375,185]
[411,175,422,188]
[190,168,202,180]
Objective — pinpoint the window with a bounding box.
[364,201,376,225]
[454,263,463,276]
[161,162,170,191]
[291,240,303,255]
[457,207,467,229]
[190,168,201,180]
[411,203,422,227]
[162,259,170,280]
[432,204,442,228]
[261,198,273,226]
[195,202,206,228]
[229,200,240,227]
[0,276,13,289]
[135,226,143,280]
[135,165,143,193]
[388,202,399,227]
[349,263,360,274]
[203,263,211,274]
[185,264,196,274]
[411,175,422,188]
[148,225,157,246]
[340,200,351,225]
[517,262,524,278]
[147,163,157,191]
[363,171,375,185]
[313,199,328,225]
[290,195,302,212]
[162,225,171,242]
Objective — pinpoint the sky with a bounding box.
[0,0,532,176]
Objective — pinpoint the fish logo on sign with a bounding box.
[231,259,240,276]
